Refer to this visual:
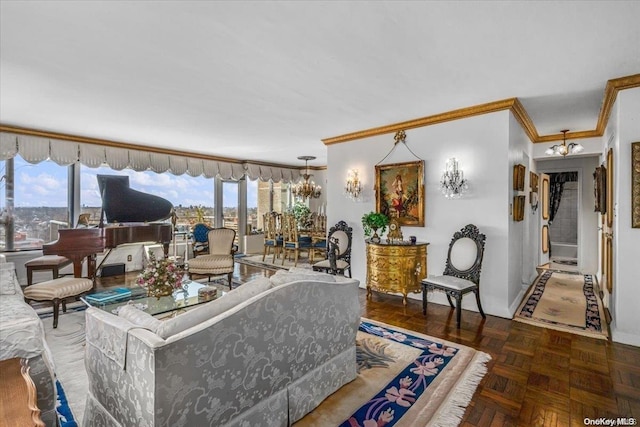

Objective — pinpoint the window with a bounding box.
[80,165,215,226]
[1,156,69,251]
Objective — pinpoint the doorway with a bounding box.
[546,171,579,271]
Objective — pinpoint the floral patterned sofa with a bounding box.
[82,269,360,427]
[0,262,57,426]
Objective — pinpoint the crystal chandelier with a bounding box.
[344,169,362,201]
[440,158,468,199]
[292,156,321,200]
[545,129,584,156]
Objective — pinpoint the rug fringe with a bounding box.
[431,351,491,427]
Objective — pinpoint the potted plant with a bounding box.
[361,211,389,242]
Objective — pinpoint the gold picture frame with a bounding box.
[606,148,614,227]
[632,142,640,228]
[530,171,539,193]
[513,195,525,221]
[513,164,526,191]
[541,225,549,253]
[541,174,550,220]
[375,160,425,227]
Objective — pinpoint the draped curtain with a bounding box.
[548,171,578,223]
[0,132,300,183]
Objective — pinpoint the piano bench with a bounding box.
[25,255,72,286]
[23,277,93,328]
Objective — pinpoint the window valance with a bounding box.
[0,132,299,183]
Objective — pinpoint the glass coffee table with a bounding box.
[84,281,223,317]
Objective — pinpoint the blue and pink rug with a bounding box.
[296,319,491,426]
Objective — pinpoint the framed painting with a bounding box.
[633,142,640,228]
[375,160,425,226]
[593,164,606,214]
[513,195,525,221]
[606,148,614,227]
[530,171,539,193]
[513,164,526,191]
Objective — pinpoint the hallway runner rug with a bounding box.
[46,314,489,427]
[513,270,608,340]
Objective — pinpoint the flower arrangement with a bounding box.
[137,252,184,298]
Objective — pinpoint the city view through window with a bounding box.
[1,156,293,252]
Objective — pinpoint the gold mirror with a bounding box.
[606,148,614,227]
[541,225,549,253]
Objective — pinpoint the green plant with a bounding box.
[361,211,389,237]
[290,202,312,229]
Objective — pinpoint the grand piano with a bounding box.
[43,175,174,278]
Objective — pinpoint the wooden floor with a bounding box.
[94,261,640,427]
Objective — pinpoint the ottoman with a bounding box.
[23,277,93,328]
[25,255,72,286]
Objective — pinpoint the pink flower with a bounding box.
[385,386,416,407]
[427,343,457,357]
[410,360,440,376]
[399,376,412,388]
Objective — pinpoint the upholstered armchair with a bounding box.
[187,227,236,288]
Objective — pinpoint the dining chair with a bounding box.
[421,224,486,329]
[312,220,353,277]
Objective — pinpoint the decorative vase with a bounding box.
[371,229,381,243]
[147,283,174,299]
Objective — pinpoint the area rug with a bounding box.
[46,314,489,426]
[513,270,608,340]
[295,319,491,426]
[236,254,313,271]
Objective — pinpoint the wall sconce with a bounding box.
[440,158,468,199]
[344,169,362,201]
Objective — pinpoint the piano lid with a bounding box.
[97,175,173,224]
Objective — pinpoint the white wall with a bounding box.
[610,87,640,346]
[327,110,518,318]
[536,156,600,275]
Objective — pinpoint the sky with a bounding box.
[1,156,259,209]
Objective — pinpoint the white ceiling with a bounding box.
[1,1,639,168]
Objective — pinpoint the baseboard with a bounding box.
[611,327,640,347]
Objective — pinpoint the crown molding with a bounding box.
[0,124,308,170]
[322,99,517,145]
[322,73,640,145]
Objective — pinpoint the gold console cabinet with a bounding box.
[366,241,429,305]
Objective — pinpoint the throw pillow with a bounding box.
[118,304,163,332]
[155,276,272,339]
[0,263,18,295]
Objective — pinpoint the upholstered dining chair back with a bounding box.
[421,224,486,329]
[207,228,236,255]
[312,220,353,277]
[444,225,486,285]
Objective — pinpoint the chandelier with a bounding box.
[292,156,321,200]
[440,158,468,199]
[545,129,584,156]
[344,169,362,201]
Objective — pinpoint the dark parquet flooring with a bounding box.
[93,261,640,427]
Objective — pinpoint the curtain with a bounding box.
[548,172,578,223]
[0,132,299,183]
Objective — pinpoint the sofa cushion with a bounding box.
[269,268,336,287]
[155,276,272,339]
[118,304,163,332]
